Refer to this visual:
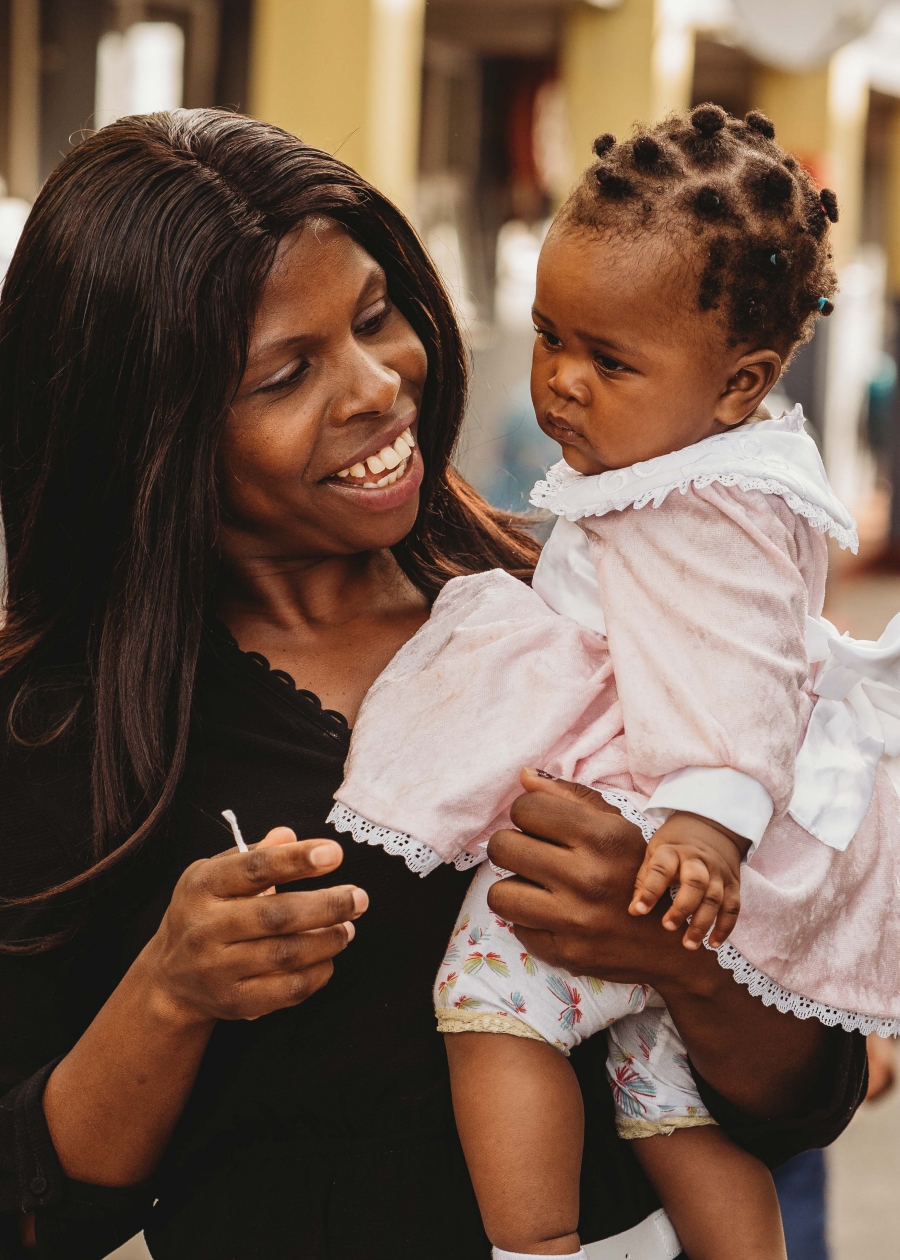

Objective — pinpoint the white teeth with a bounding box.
[403,427,415,447]
[337,454,408,488]
[394,437,411,459]
[366,454,386,474]
[381,445,401,470]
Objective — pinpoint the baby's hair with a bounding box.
[558,104,839,357]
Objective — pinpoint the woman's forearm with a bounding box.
[655,953,831,1118]
[43,943,215,1186]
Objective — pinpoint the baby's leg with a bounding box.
[609,1008,786,1260]
[436,861,625,1258]
[446,1033,583,1256]
[634,1127,786,1260]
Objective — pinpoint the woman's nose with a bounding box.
[548,360,591,408]
[333,341,401,424]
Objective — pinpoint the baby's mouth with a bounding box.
[331,428,416,488]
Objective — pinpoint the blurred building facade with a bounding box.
[4,0,900,537]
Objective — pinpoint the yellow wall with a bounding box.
[249,0,425,215]
[560,0,694,185]
[753,47,869,268]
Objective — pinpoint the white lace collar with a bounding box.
[530,405,859,553]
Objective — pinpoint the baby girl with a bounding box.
[329,105,900,1259]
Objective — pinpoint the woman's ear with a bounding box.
[716,349,783,428]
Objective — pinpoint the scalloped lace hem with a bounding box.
[712,940,900,1037]
[597,790,658,842]
[531,470,859,553]
[327,803,482,877]
[616,1115,718,1140]
[436,1009,547,1041]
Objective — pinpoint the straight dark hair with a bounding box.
[0,109,539,936]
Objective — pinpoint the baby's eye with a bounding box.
[534,327,561,348]
[595,353,629,374]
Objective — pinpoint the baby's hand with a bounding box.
[628,812,750,950]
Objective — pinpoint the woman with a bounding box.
[0,111,866,1260]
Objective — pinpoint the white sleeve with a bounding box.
[644,766,774,855]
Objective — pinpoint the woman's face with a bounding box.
[221,218,429,561]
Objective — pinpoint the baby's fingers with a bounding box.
[681,878,725,950]
[629,845,681,917]
[708,884,742,950]
[661,858,712,934]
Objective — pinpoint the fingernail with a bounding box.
[351,888,369,915]
[310,842,341,868]
[684,939,699,950]
[343,920,356,941]
[664,921,677,930]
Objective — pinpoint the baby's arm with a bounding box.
[630,810,752,949]
[446,1033,584,1256]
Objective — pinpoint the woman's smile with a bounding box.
[330,423,416,488]
[326,426,424,510]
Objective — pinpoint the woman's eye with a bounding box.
[258,359,310,393]
[356,301,391,335]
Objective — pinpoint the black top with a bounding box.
[0,629,868,1260]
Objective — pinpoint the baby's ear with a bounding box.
[717,349,782,427]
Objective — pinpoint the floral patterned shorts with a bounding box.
[434,862,715,1138]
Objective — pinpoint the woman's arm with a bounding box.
[42,828,367,1187]
[486,771,840,1120]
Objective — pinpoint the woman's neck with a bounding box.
[219,547,395,633]
[217,546,429,724]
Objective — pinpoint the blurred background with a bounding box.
[0,2,898,1257]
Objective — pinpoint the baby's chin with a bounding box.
[558,443,625,476]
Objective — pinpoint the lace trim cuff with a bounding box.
[712,940,900,1038]
[436,1008,549,1042]
[616,1115,718,1140]
[327,803,483,877]
[597,790,658,842]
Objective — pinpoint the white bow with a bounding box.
[788,612,900,850]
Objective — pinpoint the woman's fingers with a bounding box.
[214,884,368,944]
[486,828,573,889]
[199,835,346,899]
[229,922,356,977]
[228,960,338,1021]
[630,845,680,916]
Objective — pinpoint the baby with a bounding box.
[329,105,900,1259]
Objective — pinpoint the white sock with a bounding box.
[491,1249,588,1260]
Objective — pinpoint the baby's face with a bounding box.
[530,227,778,475]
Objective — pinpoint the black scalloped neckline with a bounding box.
[212,621,350,740]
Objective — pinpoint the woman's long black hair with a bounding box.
[0,109,539,939]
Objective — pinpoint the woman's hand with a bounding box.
[486,770,834,1120]
[43,828,367,1187]
[145,827,368,1025]
[486,770,689,990]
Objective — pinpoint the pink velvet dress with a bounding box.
[329,408,900,1038]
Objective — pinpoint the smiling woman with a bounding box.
[0,110,869,1260]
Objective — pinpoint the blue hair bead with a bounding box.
[818,296,828,310]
